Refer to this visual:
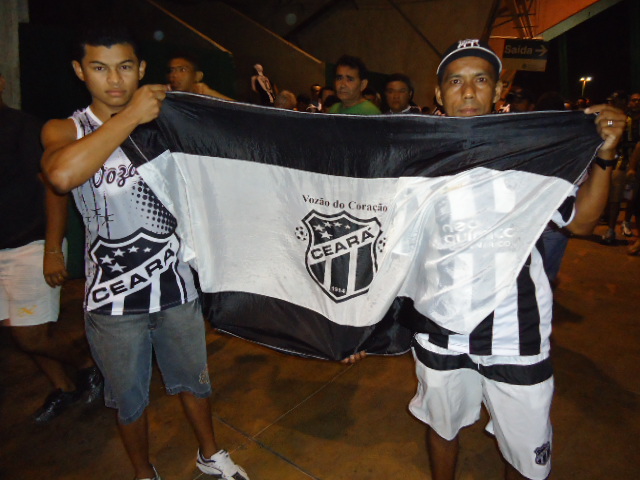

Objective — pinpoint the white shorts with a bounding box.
[409,339,553,480]
[0,240,62,327]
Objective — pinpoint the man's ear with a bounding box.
[72,60,85,82]
[493,79,503,104]
[195,71,204,83]
[360,78,369,92]
[435,86,443,106]
[138,60,147,81]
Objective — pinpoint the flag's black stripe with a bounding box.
[355,244,374,292]
[330,253,349,299]
[310,262,325,285]
[123,94,601,184]
[398,297,458,337]
[203,291,413,361]
[427,332,449,349]
[413,340,553,385]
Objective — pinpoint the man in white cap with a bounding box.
[408,39,625,480]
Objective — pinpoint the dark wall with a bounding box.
[24,0,237,114]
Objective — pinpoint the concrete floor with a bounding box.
[1,223,639,480]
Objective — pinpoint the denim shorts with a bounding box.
[85,299,212,424]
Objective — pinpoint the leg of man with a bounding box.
[150,300,248,479]
[11,325,85,422]
[11,322,93,370]
[481,354,554,480]
[427,428,459,480]
[409,339,484,480]
[602,169,626,244]
[622,176,639,232]
[151,300,215,451]
[180,392,218,457]
[29,352,76,391]
[628,186,640,254]
[505,463,530,480]
[85,309,156,478]
[1,241,100,421]
[118,411,156,479]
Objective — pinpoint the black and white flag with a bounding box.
[123,93,602,360]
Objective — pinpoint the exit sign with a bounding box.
[502,39,549,72]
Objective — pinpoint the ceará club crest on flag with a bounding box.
[301,210,382,303]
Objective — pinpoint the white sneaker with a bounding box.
[622,221,633,237]
[196,450,249,480]
[137,464,161,480]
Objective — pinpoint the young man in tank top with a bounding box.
[41,26,248,480]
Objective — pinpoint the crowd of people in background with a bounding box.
[245,55,640,257]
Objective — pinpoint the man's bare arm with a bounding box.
[192,82,234,101]
[41,84,166,193]
[567,104,626,235]
[42,177,69,288]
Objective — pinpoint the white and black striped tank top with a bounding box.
[70,107,197,315]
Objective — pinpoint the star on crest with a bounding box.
[100,254,113,265]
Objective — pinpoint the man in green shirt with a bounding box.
[328,55,381,115]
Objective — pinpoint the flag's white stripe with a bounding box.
[493,175,516,213]
[138,154,575,334]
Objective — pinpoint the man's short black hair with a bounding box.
[335,55,369,80]
[169,53,201,72]
[73,25,141,62]
[385,73,414,95]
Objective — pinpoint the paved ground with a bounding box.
[1,224,639,479]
